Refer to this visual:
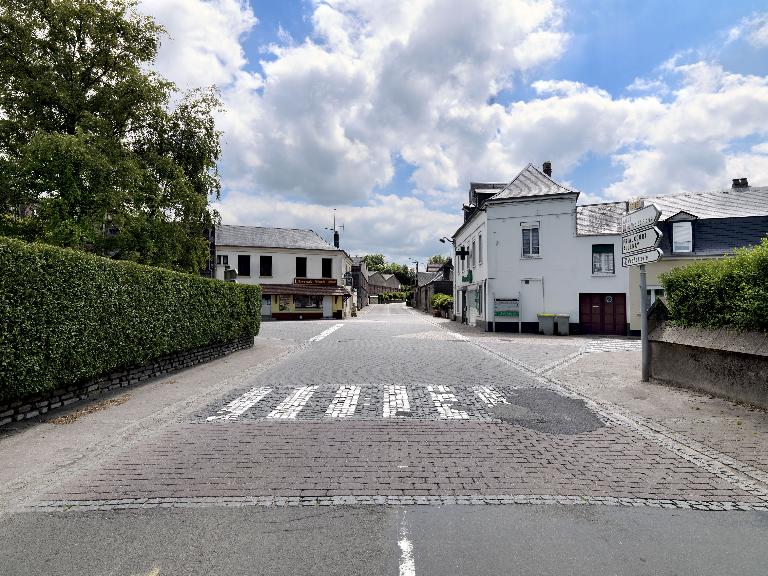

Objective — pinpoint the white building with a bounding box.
[215,225,353,320]
[452,163,630,335]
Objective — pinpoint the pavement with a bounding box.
[1,303,767,575]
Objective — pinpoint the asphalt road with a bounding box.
[2,304,768,575]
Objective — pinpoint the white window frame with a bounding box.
[672,221,693,253]
[521,222,540,258]
[591,244,615,275]
[478,234,483,264]
[471,240,476,268]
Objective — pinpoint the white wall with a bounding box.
[453,211,489,325]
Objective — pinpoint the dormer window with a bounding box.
[672,222,693,253]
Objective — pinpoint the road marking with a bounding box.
[326,385,361,417]
[309,324,344,342]
[473,385,509,406]
[427,385,469,419]
[398,510,416,576]
[383,385,411,417]
[267,386,318,419]
[206,386,272,421]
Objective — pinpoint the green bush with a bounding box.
[431,293,454,311]
[660,238,768,332]
[0,236,261,402]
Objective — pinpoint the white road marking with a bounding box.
[267,386,318,419]
[450,331,469,341]
[398,510,416,576]
[325,385,361,417]
[427,385,469,419]
[309,324,344,342]
[383,385,411,417]
[206,386,272,421]
[473,385,509,406]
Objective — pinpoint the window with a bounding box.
[592,244,615,274]
[296,256,307,278]
[294,295,323,309]
[322,257,333,278]
[522,224,540,257]
[478,234,483,264]
[216,254,228,266]
[238,255,251,276]
[259,255,272,277]
[672,222,693,253]
[646,287,665,306]
[471,240,476,267]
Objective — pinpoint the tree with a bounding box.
[0,0,221,273]
[428,254,450,265]
[361,253,386,272]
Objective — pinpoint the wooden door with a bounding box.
[579,293,626,335]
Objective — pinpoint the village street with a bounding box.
[2,304,768,575]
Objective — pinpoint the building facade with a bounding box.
[215,225,353,320]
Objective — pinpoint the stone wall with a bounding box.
[649,323,768,408]
[0,336,254,428]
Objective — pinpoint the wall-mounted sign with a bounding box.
[294,278,338,286]
[622,226,662,255]
[461,270,473,283]
[494,298,519,318]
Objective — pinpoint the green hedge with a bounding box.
[660,238,768,332]
[0,236,261,402]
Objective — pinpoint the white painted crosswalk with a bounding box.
[208,384,515,421]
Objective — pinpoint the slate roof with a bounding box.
[576,201,628,236]
[416,271,435,286]
[216,224,337,251]
[491,164,579,200]
[647,186,768,220]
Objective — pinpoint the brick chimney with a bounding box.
[543,161,552,177]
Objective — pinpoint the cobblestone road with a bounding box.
[32,304,768,512]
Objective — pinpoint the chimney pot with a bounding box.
[732,178,741,188]
[543,161,552,177]
[333,230,340,248]
[740,177,749,187]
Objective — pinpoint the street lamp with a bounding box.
[439,236,452,244]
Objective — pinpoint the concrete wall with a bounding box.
[649,324,768,408]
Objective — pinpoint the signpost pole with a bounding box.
[639,263,649,382]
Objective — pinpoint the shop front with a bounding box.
[261,279,351,320]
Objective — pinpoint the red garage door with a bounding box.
[579,293,627,335]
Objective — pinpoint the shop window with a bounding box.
[216,254,228,266]
[672,222,693,253]
[238,255,251,276]
[522,224,540,257]
[259,255,271,277]
[592,244,615,274]
[322,258,332,278]
[294,295,323,309]
[296,256,307,278]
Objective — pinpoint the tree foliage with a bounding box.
[362,253,416,285]
[428,254,450,265]
[0,0,221,272]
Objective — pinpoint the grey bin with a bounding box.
[537,314,555,335]
[555,314,570,336]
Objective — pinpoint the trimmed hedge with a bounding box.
[660,238,768,333]
[0,236,261,402]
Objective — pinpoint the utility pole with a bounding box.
[640,263,649,381]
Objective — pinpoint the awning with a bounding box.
[260,283,351,297]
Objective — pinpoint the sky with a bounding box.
[138,0,768,266]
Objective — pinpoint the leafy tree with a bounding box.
[428,254,450,265]
[361,253,386,272]
[0,0,221,273]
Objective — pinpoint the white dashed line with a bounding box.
[383,385,411,417]
[398,510,416,576]
[309,324,344,342]
[267,386,318,419]
[206,386,273,421]
[325,385,361,418]
[473,385,509,406]
[427,385,469,419]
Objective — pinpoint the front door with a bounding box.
[261,297,271,319]
[579,293,627,335]
[461,290,467,324]
[322,296,332,318]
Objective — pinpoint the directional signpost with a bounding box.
[621,203,663,382]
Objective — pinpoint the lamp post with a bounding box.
[410,259,419,308]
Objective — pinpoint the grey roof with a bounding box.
[576,201,628,235]
[216,224,337,251]
[491,164,579,200]
[416,271,435,286]
[647,186,768,220]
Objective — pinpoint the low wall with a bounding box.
[0,336,253,428]
[649,324,768,408]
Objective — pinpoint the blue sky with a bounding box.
[142,0,768,262]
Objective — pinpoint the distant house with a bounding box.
[415,263,453,313]
[625,178,768,333]
[214,225,353,320]
[367,270,402,296]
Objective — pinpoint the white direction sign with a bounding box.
[622,249,662,267]
[622,226,662,255]
[621,204,660,233]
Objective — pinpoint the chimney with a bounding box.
[740,177,749,188]
[333,230,340,248]
[732,178,749,189]
[543,161,552,177]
